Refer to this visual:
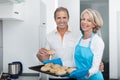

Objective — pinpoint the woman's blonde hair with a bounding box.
[81,8,103,33]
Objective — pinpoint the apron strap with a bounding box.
[88,32,94,47]
[77,34,83,45]
[77,33,94,47]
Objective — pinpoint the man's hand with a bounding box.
[36,48,50,62]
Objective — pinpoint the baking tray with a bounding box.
[29,65,69,77]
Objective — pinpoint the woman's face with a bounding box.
[81,12,95,33]
[55,10,69,29]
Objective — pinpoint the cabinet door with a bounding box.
[39,0,46,48]
[11,3,25,21]
[0,3,24,21]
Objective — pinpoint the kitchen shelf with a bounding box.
[0,18,24,22]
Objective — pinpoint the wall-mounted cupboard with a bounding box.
[0,0,25,4]
[0,2,25,21]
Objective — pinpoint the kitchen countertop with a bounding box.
[12,76,39,80]
[0,73,39,80]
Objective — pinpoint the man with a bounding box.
[37,7,104,80]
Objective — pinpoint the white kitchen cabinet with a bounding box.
[0,3,25,21]
[0,0,25,4]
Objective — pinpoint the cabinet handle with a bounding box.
[42,23,46,25]
[14,12,19,14]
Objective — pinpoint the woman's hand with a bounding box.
[69,68,88,78]
[99,61,104,72]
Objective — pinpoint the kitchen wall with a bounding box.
[109,0,120,79]
[0,20,3,72]
[3,0,40,73]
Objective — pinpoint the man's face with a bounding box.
[55,11,69,29]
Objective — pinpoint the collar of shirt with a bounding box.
[54,28,71,41]
[54,28,71,34]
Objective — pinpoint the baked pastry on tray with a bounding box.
[40,66,51,72]
[55,69,67,76]
[40,63,76,76]
[66,67,76,74]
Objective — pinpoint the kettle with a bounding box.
[8,61,23,79]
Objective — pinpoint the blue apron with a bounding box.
[74,33,104,80]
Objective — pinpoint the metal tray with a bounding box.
[29,65,69,77]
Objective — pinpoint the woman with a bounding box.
[69,8,105,80]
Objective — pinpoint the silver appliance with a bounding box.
[8,61,22,79]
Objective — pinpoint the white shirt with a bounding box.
[46,29,81,67]
[45,29,81,79]
[80,34,105,77]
